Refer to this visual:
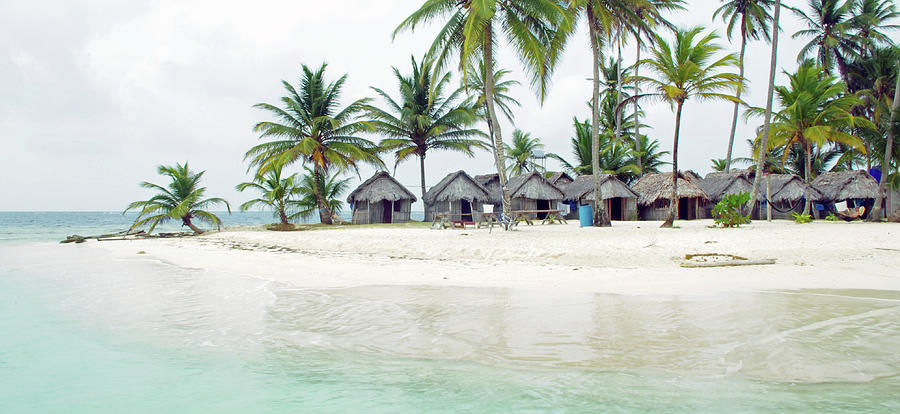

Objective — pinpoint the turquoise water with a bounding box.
[1,214,899,412]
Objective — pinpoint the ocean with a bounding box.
[0,212,898,413]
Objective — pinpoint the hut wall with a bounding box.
[624,198,638,220]
[425,199,485,222]
[351,201,370,225]
[391,200,411,223]
[639,198,702,220]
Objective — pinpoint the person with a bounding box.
[835,205,866,221]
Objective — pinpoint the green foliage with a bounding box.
[294,168,351,221]
[825,213,840,221]
[712,192,751,228]
[125,162,230,234]
[504,129,547,175]
[235,163,304,225]
[791,212,813,223]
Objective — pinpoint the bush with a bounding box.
[791,212,812,223]
[712,192,751,228]
[825,213,839,221]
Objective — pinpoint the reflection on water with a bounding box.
[1,244,899,412]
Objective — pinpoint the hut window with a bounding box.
[393,201,402,212]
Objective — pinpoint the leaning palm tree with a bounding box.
[125,162,230,234]
[792,0,857,80]
[505,129,546,176]
[713,0,774,171]
[245,63,382,225]
[396,0,573,229]
[235,163,303,226]
[748,61,873,214]
[630,26,743,227]
[365,56,488,206]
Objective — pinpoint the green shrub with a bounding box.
[791,212,813,223]
[712,192,751,228]
[825,213,839,221]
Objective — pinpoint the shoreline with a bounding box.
[85,219,900,296]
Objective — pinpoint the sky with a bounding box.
[0,0,816,211]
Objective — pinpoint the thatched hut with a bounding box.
[631,172,708,220]
[506,172,565,219]
[811,170,879,217]
[423,170,491,222]
[697,170,755,218]
[753,174,823,220]
[547,172,575,189]
[563,175,639,220]
[474,173,503,213]
[347,171,417,224]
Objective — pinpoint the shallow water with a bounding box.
[1,244,898,413]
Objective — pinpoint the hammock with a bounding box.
[764,197,804,214]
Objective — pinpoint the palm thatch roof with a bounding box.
[474,173,502,204]
[423,170,490,204]
[547,172,575,189]
[506,171,564,200]
[563,174,638,202]
[811,170,879,201]
[631,172,709,206]
[757,174,823,203]
[347,171,417,203]
[683,170,703,183]
[699,170,755,202]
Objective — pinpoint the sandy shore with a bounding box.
[95,220,900,295]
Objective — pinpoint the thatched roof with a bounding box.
[423,170,490,204]
[474,173,502,204]
[506,171,564,200]
[699,170,755,202]
[547,172,575,189]
[631,172,709,206]
[563,174,638,202]
[811,170,879,201]
[347,171,417,203]
[757,174,823,203]
[683,170,703,183]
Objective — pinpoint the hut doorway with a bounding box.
[382,201,393,223]
[678,198,696,220]
[460,200,473,222]
[610,198,623,221]
[535,199,550,219]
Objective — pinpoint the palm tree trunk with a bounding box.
[483,25,512,229]
[725,31,747,172]
[588,6,611,227]
[803,140,812,216]
[748,0,782,216]
[279,208,289,225]
[182,216,204,234]
[869,69,900,221]
[662,101,684,228]
[313,166,334,225]
[614,23,624,139]
[419,153,428,221]
[633,39,642,174]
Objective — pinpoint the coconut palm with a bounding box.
[713,0,775,171]
[365,56,488,205]
[396,0,572,229]
[850,0,900,57]
[631,26,743,227]
[125,162,230,234]
[748,61,873,214]
[551,117,640,181]
[235,164,303,225]
[630,134,670,175]
[245,63,382,225]
[505,129,547,176]
[460,61,522,148]
[294,167,352,221]
[793,0,857,80]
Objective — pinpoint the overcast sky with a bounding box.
[0,0,815,211]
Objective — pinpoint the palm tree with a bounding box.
[551,117,650,182]
[460,61,522,149]
[630,134,670,176]
[850,0,900,57]
[396,0,572,229]
[245,63,382,225]
[235,164,303,225]
[631,26,743,227]
[125,162,230,234]
[748,61,873,214]
[505,130,546,176]
[865,49,900,220]
[713,0,774,171]
[793,0,857,80]
[365,56,488,208]
[551,118,595,175]
[294,168,352,222]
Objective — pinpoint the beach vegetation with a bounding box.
[505,129,548,176]
[825,212,840,221]
[246,63,383,225]
[125,162,230,234]
[235,163,304,226]
[460,62,522,148]
[712,192,751,227]
[791,211,813,223]
[294,167,352,222]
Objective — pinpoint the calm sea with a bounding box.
[0,212,898,413]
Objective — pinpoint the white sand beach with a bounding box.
[95,220,900,295]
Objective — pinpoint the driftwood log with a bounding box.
[60,230,147,243]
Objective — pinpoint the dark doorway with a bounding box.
[536,199,550,219]
[610,198,623,220]
[461,199,473,222]
[382,200,393,223]
[678,198,690,220]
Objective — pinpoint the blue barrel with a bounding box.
[578,204,593,227]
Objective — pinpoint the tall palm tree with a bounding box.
[245,63,382,225]
[865,49,900,220]
[365,56,488,207]
[748,61,873,214]
[793,0,857,80]
[630,134,670,176]
[505,129,546,176]
[294,167,352,222]
[850,0,900,57]
[396,0,572,229]
[125,162,230,234]
[235,163,303,225]
[713,0,774,171]
[460,61,522,149]
[631,26,743,227]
